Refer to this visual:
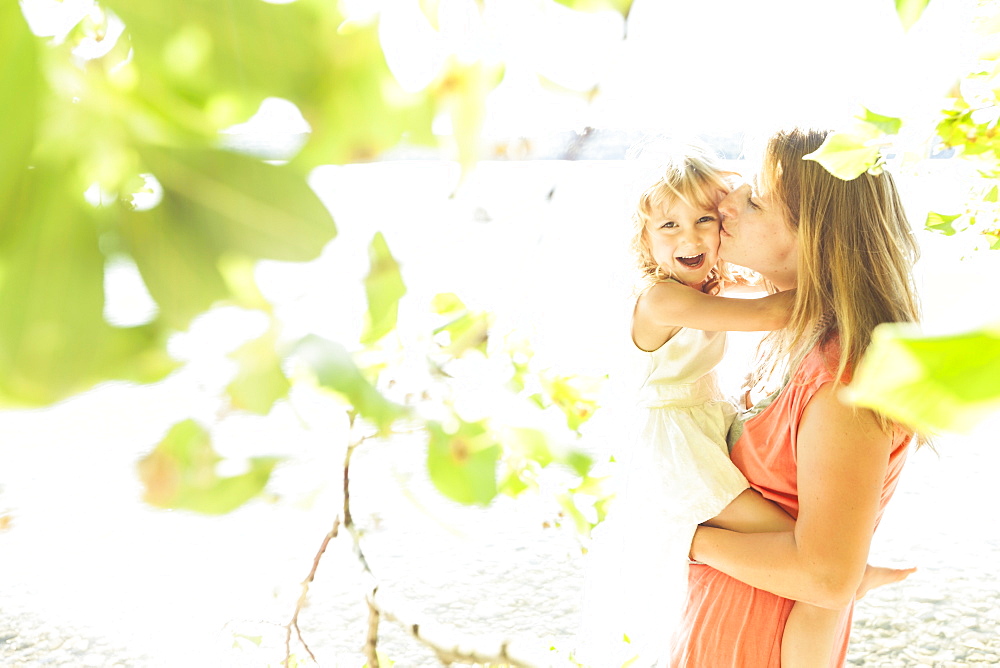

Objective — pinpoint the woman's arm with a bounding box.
[689,383,894,610]
[634,281,794,334]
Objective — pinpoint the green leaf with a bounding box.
[426,419,500,506]
[226,329,291,415]
[985,185,998,203]
[961,138,994,156]
[430,59,504,175]
[857,107,903,135]
[138,145,337,262]
[925,211,962,236]
[431,292,467,315]
[0,172,107,404]
[936,109,975,148]
[434,310,492,357]
[291,8,438,167]
[565,450,594,477]
[137,419,280,514]
[418,0,441,29]
[556,491,593,534]
[294,335,408,432]
[848,323,1000,434]
[802,132,882,180]
[361,232,406,345]
[552,0,633,15]
[0,4,40,218]
[119,198,232,330]
[232,633,263,648]
[541,374,602,432]
[102,323,179,386]
[106,0,331,132]
[572,472,610,496]
[499,469,530,497]
[501,427,555,467]
[895,0,931,31]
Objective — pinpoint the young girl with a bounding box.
[578,143,910,667]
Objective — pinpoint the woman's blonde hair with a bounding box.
[753,128,921,429]
[629,143,735,295]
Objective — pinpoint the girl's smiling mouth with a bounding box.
[677,253,705,269]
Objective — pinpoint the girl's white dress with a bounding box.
[578,315,749,666]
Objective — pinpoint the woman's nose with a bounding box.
[718,185,746,219]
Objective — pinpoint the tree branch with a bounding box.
[284,515,340,666]
[368,588,549,667]
[365,591,381,668]
[287,428,549,667]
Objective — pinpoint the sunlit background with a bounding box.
[2,0,1000,666]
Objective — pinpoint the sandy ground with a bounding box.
[1,393,999,668]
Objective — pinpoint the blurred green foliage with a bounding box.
[137,419,280,514]
[850,323,1000,435]
[803,1,1000,434]
[1,0,618,518]
[553,0,633,15]
[804,1,998,250]
[895,0,932,31]
[5,0,998,512]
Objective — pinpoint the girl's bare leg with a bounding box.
[703,490,917,595]
[857,564,917,599]
[782,567,917,667]
[782,603,842,668]
[703,487,795,533]
[701,490,837,667]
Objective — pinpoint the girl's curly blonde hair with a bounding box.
[629,143,737,296]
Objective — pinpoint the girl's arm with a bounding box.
[688,384,894,610]
[635,280,794,335]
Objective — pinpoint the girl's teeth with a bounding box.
[677,253,705,268]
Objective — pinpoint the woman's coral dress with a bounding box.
[666,345,913,667]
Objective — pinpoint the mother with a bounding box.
[667,127,921,667]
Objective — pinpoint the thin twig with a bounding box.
[365,590,381,668]
[284,515,341,666]
[288,427,544,667]
[339,431,545,666]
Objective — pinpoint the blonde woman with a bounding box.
[577,141,908,667]
[666,128,922,667]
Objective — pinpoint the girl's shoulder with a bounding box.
[631,280,689,353]
[633,279,693,322]
[635,277,691,303]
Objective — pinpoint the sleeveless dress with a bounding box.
[665,342,913,667]
[577,312,750,666]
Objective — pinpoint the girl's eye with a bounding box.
[660,221,677,229]
[697,215,716,224]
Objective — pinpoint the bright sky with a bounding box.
[23,0,986,140]
[470,0,985,137]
